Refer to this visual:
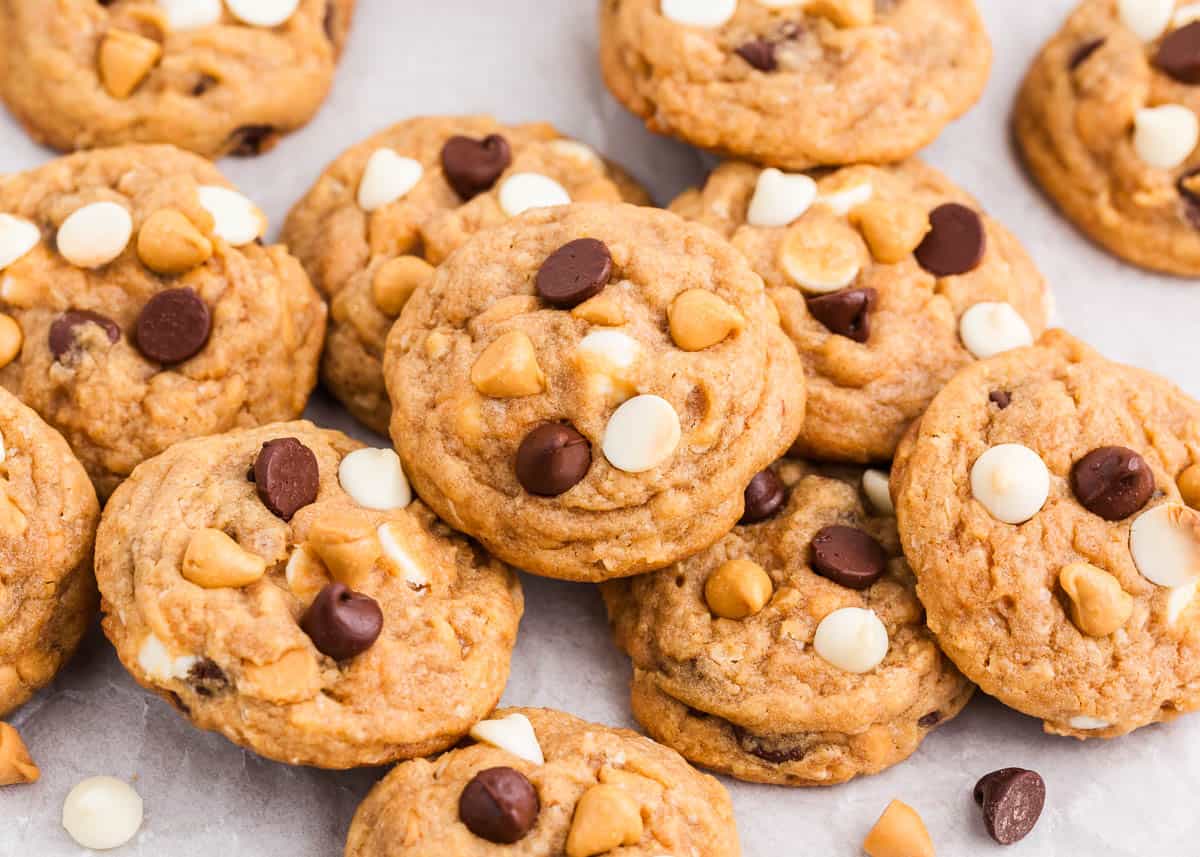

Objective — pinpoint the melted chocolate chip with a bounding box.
[228,125,278,157]
[515,423,591,496]
[49,310,120,361]
[732,725,809,764]
[806,287,876,342]
[441,135,512,200]
[736,39,777,71]
[1070,446,1155,520]
[915,203,986,277]
[989,390,1012,409]
[459,767,540,844]
[535,238,613,308]
[187,659,229,697]
[300,583,383,661]
[1069,38,1105,70]
[253,438,320,521]
[974,768,1046,846]
[810,525,888,590]
[191,75,218,97]
[741,469,787,524]
[134,288,211,365]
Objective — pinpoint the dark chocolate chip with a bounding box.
[918,711,943,728]
[736,39,777,71]
[187,659,229,697]
[989,390,1012,409]
[323,1,338,42]
[459,767,540,844]
[810,525,888,590]
[441,134,512,200]
[1069,38,1105,70]
[228,125,278,157]
[134,288,211,364]
[806,287,876,342]
[515,423,591,496]
[49,310,120,361]
[1156,22,1200,83]
[915,203,987,277]
[534,238,613,308]
[732,725,809,764]
[741,468,787,524]
[1179,168,1200,228]
[192,74,218,96]
[974,768,1046,846]
[253,437,320,521]
[1070,446,1154,521]
[300,583,383,661]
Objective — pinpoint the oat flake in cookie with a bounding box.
[893,330,1200,739]
[599,0,991,169]
[670,160,1048,462]
[345,708,741,857]
[94,421,523,768]
[603,459,972,786]
[0,145,326,497]
[383,202,806,582]
[0,0,355,157]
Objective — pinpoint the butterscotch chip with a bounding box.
[98,29,162,99]
[668,289,745,352]
[1059,562,1133,637]
[0,313,21,370]
[470,331,546,398]
[808,0,875,28]
[137,209,213,275]
[306,511,382,589]
[566,784,644,857]
[0,723,38,786]
[704,559,773,620]
[572,293,625,326]
[863,800,935,857]
[852,200,931,264]
[181,528,268,589]
[1179,464,1200,509]
[372,256,433,317]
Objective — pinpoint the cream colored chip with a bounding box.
[862,469,894,515]
[0,214,39,271]
[57,201,132,268]
[959,302,1034,359]
[284,544,328,602]
[136,634,197,683]
[1167,581,1198,626]
[357,149,424,212]
[158,0,222,29]
[498,173,570,217]
[818,182,873,216]
[1130,503,1200,588]
[1069,715,1111,730]
[1119,0,1174,40]
[778,211,866,293]
[62,777,144,851]
[339,448,412,510]
[226,0,300,27]
[813,607,889,673]
[970,443,1050,525]
[747,168,817,228]
[660,0,737,27]
[602,394,681,473]
[197,185,265,245]
[469,713,544,764]
[1174,3,1200,26]
[378,521,429,588]
[1133,105,1199,170]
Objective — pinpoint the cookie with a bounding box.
[599,0,991,169]
[603,459,972,786]
[0,0,355,157]
[0,387,99,717]
[345,707,741,857]
[670,160,1049,462]
[94,421,523,768]
[893,330,1200,739]
[0,145,326,496]
[282,115,651,435]
[383,202,805,582]
[1016,0,1200,275]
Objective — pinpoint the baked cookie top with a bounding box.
[599,0,991,169]
[95,421,523,769]
[670,159,1048,462]
[1016,0,1200,275]
[384,202,806,582]
[282,115,649,434]
[345,707,741,857]
[0,145,326,497]
[893,330,1200,739]
[0,0,354,157]
[0,387,99,717]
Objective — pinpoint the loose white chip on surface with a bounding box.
[578,330,641,370]
[159,0,222,30]
[1118,0,1175,40]
[1069,716,1112,731]
[226,0,300,27]
[339,448,412,510]
[378,522,429,588]
[356,148,423,212]
[660,0,738,27]
[62,777,144,851]
[747,168,818,228]
[862,469,894,515]
[813,607,889,673]
[0,214,40,271]
[469,713,544,764]
[602,394,681,473]
[818,182,873,216]
[197,185,265,245]
[970,443,1050,525]
[1133,105,1200,170]
[1130,503,1200,588]
[56,202,132,269]
[498,173,570,217]
[137,634,197,682]
[959,302,1034,360]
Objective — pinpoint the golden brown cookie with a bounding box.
[0,0,355,157]
[95,421,523,769]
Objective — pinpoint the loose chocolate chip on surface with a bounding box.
[806,287,876,342]
[974,768,1046,846]
[989,390,1012,409]
[1157,22,1200,83]
[1070,446,1154,521]
[1069,37,1105,69]
[741,469,787,524]
[228,125,278,157]
[535,238,613,308]
[915,203,986,276]
[49,310,120,361]
[441,134,512,200]
[811,525,887,590]
[459,766,540,844]
[253,437,320,521]
[736,39,777,71]
[300,583,384,660]
[516,423,591,496]
[134,288,211,364]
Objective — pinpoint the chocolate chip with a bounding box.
[732,725,809,764]
[1069,38,1105,70]
[806,287,876,342]
[300,583,383,661]
[228,125,278,157]
[253,437,320,521]
[187,659,228,697]
[1180,168,1200,228]
[515,423,591,496]
[810,525,887,590]
[915,203,986,277]
[918,711,943,728]
[323,1,338,42]
[974,768,1046,846]
[1157,22,1200,83]
[1070,446,1154,521]
[741,469,787,524]
[534,238,613,308]
[191,74,217,96]
[134,288,211,365]
[736,39,777,71]
[49,310,120,361]
[989,390,1012,409]
[441,134,512,200]
[459,767,540,844]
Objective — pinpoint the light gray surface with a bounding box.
[2,2,1199,855]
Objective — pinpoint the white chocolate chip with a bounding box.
[136,634,197,682]
[0,430,6,465]
[1167,581,1197,625]
[747,168,818,228]
[862,469,894,515]
[602,394,681,473]
[62,777,144,851]
[56,202,132,268]
[498,173,570,217]
[469,713,544,764]
[1069,716,1111,730]
[0,214,39,271]
[378,522,429,588]
[660,0,737,27]
[357,148,423,212]
[197,185,265,245]
[1130,503,1200,588]
[970,443,1050,525]
[578,330,640,371]
[1133,105,1200,170]
[959,302,1034,360]
[226,0,300,27]
[158,0,222,29]
[1175,3,1200,26]
[1118,0,1174,40]
[338,448,412,510]
[818,182,873,216]
[549,139,603,167]
[813,607,889,673]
